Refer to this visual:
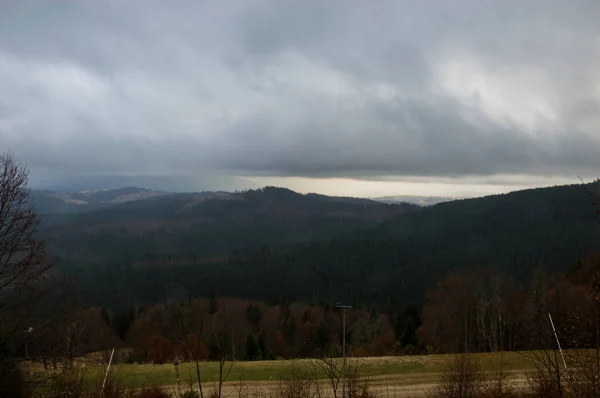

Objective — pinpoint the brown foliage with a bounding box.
[181,333,210,361]
[419,269,527,354]
[147,333,174,364]
[418,272,475,353]
[377,330,397,355]
[77,307,121,353]
[65,296,401,363]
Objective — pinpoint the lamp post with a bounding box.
[336,303,352,398]
[25,327,33,375]
[25,326,33,359]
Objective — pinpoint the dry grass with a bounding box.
[26,351,545,397]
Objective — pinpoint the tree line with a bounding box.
[28,250,600,362]
[417,253,600,354]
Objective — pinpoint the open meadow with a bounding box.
[67,351,539,397]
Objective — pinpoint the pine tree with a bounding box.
[316,322,330,351]
[396,303,419,347]
[112,308,134,341]
[246,333,259,361]
[100,307,110,326]
[208,290,218,314]
[257,334,270,360]
[283,317,297,346]
[246,303,263,331]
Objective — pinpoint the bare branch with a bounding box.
[0,151,54,352]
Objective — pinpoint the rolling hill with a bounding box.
[53,182,600,310]
[38,186,418,266]
[29,187,174,214]
[372,195,457,206]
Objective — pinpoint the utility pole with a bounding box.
[25,327,33,375]
[336,303,352,398]
[232,328,235,361]
[25,326,33,358]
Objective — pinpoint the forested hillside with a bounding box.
[57,182,600,313]
[29,187,173,214]
[40,186,416,265]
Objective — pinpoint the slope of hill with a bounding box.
[29,187,174,214]
[40,186,418,266]
[373,195,457,206]
[62,182,600,310]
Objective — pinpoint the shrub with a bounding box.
[125,348,148,364]
[38,366,92,398]
[0,359,25,398]
[275,361,318,398]
[181,390,199,398]
[134,386,172,398]
[429,354,485,398]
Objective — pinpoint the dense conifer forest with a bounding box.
[13,180,597,362]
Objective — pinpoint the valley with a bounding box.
[5,167,600,397]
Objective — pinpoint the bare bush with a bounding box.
[526,349,600,397]
[429,354,485,398]
[35,366,96,398]
[181,390,200,398]
[480,354,518,398]
[430,353,519,398]
[314,354,342,397]
[0,358,26,397]
[345,359,376,398]
[134,386,172,398]
[275,360,318,398]
[563,349,600,396]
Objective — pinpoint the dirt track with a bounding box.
[169,372,531,397]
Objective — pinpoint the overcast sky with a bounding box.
[1,1,599,197]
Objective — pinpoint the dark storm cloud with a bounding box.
[0,0,599,185]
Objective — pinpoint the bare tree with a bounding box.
[314,351,342,398]
[173,303,206,398]
[0,151,56,397]
[0,151,53,354]
[207,312,235,398]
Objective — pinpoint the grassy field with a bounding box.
[86,351,537,389]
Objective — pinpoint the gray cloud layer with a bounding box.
[1,0,599,186]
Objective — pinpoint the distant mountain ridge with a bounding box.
[30,186,420,214]
[29,187,176,214]
[373,195,461,206]
[37,186,419,265]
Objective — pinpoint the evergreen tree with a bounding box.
[257,334,270,360]
[246,303,263,331]
[245,333,259,361]
[280,298,291,322]
[283,317,297,346]
[208,290,218,314]
[112,308,134,341]
[100,307,110,326]
[396,303,420,348]
[316,322,330,351]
